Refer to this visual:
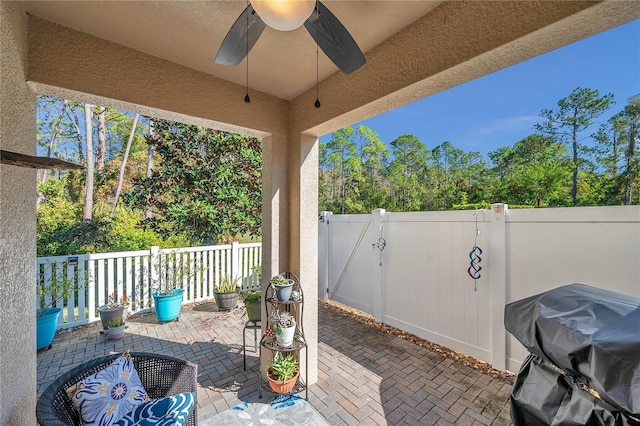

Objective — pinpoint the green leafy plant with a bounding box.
[215,275,240,293]
[242,290,261,303]
[107,317,125,328]
[268,352,298,382]
[153,251,207,295]
[270,274,291,286]
[36,272,75,317]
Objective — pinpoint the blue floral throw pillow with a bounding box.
[114,392,196,426]
[66,351,150,426]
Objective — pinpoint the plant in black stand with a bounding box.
[273,310,296,347]
[271,274,294,302]
[267,352,299,394]
[214,276,240,311]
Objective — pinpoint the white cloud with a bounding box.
[476,115,540,135]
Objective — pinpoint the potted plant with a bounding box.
[272,310,296,347]
[106,317,126,340]
[97,293,129,331]
[271,274,294,302]
[151,252,194,322]
[267,352,299,394]
[242,290,262,322]
[214,276,240,311]
[36,274,74,350]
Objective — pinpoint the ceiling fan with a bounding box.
[215,0,366,75]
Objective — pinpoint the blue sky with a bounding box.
[320,19,640,159]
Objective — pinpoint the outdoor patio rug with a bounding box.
[201,395,330,425]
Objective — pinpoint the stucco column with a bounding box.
[0,2,37,424]
[260,131,290,376]
[289,133,319,385]
[261,132,289,284]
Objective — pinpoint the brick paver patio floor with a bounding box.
[37,302,513,425]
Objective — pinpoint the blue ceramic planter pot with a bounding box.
[36,308,62,350]
[153,289,185,322]
[274,281,294,302]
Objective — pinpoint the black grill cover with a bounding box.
[504,283,640,419]
[511,354,638,425]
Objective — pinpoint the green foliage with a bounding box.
[127,120,262,244]
[451,202,491,211]
[216,276,240,293]
[37,198,163,256]
[318,87,636,213]
[535,87,615,205]
[269,352,299,382]
[37,270,75,315]
[270,275,291,286]
[242,290,261,303]
[107,317,125,327]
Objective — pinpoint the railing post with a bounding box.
[371,208,386,323]
[489,203,508,370]
[231,241,240,281]
[318,211,332,301]
[150,246,160,312]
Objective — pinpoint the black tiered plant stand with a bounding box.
[258,272,308,400]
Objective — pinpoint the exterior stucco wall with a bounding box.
[27,15,289,138]
[289,133,319,384]
[0,2,37,424]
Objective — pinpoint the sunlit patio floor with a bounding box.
[37,301,513,425]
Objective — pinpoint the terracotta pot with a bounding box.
[267,371,299,394]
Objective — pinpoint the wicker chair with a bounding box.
[36,352,198,426]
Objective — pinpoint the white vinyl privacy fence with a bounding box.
[36,242,261,329]
[318,205,640,372]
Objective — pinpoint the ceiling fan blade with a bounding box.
[215,4,266,66]
[304,1,366,74]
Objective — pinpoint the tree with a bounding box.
[127,120,262,244]
[322,127,362,213]
[111,114,140,217]
[145,118,155,220]
[488,134,572,206]
[356,125,390,211]
[620,104,640,204]
[83,104,94,221]
[96,107,107,172]
[388,134,429,211]
[535,87,614,205]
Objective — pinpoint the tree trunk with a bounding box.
[65,101,85,164]
[572,122,578,206]
[83,104,94,222]
[145,119,155,220]
[624,119,637,205]
[38,102,67,185]
[96,107,107,172]
[111,114,139,217]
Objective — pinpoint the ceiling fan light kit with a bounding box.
[215,0,365,107]
[250,0,315,31]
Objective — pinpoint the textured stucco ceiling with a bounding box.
[20,1,441,100]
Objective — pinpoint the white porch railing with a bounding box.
[36,242,262,329]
